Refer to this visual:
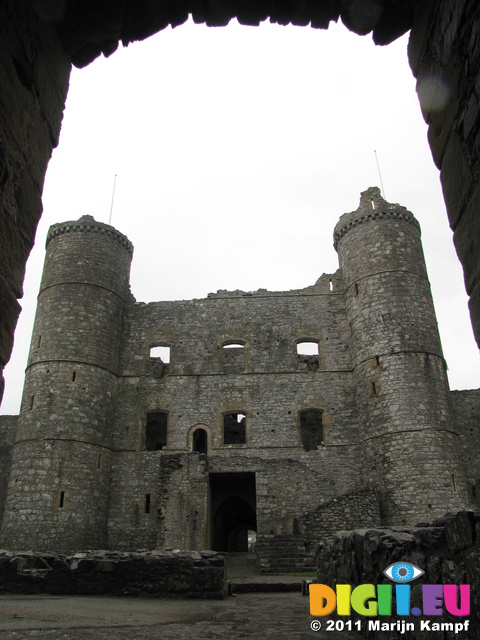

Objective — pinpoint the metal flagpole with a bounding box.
[374,150,386,200]
[109,174,117,225]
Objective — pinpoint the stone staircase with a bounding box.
[255,534,315,574]
[226,549,315,595]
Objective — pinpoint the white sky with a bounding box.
[1,18,479,414]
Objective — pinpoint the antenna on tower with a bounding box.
[374,150,386,200]
[108,174,117,225]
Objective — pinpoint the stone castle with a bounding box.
[0,187,479,566]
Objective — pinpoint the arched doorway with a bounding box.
[213,495,257,552]
[210,472,256,551]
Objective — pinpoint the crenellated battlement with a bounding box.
[46,215,134,257]
[333,187,420,250]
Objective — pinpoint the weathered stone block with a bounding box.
[445,510,475,552]
[453,180,480,293]
[440,134,473,230]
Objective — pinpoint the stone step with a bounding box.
[258,568,313,572]
[256,543,311,551]
[255,534,315,574]
[228,580,302,594]
[258,557,314,565]
[227,576,313,594]
[261,563,314,568]
[259,566,315,574]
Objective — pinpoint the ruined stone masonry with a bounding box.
[0,188,477,563]
[317,511,480,639]
[0,549,226,599]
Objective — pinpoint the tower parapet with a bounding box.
[335,187,466,524]
[0,216,133,552]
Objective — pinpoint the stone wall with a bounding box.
[409,0,480,345]
[107,448,363,553]
[316,511,479,639]
[0,415,17,524]
[0,550,226,599]
[105,272,363,551]
[107,452,210,551]
[451,389,480,509]
[300,488,381,551]
[0,1,70,404]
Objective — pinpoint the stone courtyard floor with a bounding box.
[0,592,345,640]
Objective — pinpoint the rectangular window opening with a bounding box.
[296,341,319,356]
[145,493,151,514]
[72,371,76,382]
[59,491,65,508]
[146,412,168,450]
[97,453,102,470]
[300,409,323,452]
[37,335,42,348]
[150,345,170,363]
[452,474,456,491]
[30,395,35,410]
[224,412,246,444]
[222,342,246,374]
[297,341,320,371]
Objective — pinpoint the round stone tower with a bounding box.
[1,216,133,552]
[334,187,467,525]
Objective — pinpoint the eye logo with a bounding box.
[384,562,424,583]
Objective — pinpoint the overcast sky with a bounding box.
[1,18,478,414]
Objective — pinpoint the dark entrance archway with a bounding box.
[210,472,256,551]
[213,495,256,551]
